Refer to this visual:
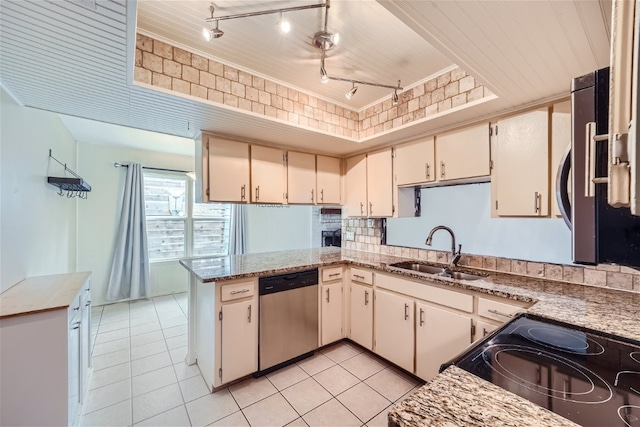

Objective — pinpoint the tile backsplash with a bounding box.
[342,218,640,293]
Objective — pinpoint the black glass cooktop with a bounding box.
[444,314,640,427]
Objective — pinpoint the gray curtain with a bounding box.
[107,163,150,301]
[228,204,247,255]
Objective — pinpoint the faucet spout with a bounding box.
[425,225,462,266]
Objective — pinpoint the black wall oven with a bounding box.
[443,313,640,427]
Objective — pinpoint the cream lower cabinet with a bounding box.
[220,299,257,384]
[348,267,374,350]
[474,319,499,342]
[373,289,414,373]
[196,278,258,390]
[415,302,472,380]
[321,281,344,345]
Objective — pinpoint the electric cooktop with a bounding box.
[444,313,640,427]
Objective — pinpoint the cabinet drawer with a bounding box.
[220,281,255,302]
[376,273,472,313]
[322,267,343,282]
[478,297,524,322]
[350,268,373,285]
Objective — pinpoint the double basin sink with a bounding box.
[388,261,485,281]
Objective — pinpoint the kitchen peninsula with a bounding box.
[180,247,640,426]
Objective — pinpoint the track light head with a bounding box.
[392,90,399,105]
[320,66,329,83]
[203,21,224,41]
[345,83,358,100]
[278,13,291,33]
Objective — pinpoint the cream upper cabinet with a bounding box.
[373,289,414,373]
[287,151,316,204]
[316,155,342,205]
[415,302,472,381]
[320,281,343,346]
[251,145,286,204]
[551,101,571,217]
[349,282,373,350]
[494,108,550,216]
[395,137,436,186]
[436,123,490,182]
[366,148,394,217]
[199,136,250,203]
[345,154,367,217]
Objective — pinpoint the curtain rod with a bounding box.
[113,162,190,174]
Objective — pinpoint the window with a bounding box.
[144,172,230,261]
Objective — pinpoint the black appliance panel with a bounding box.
[444,313,640,427]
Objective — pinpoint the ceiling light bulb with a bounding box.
[345,84,358,100]
[202,27,213,41]
[331,32,340,45]
[392,90,399,105]
[278,13,291,33]
[320,66,329,83]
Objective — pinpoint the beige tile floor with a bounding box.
[81,293,423,427]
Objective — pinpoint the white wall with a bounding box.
[246,205,313,253]
[387,183,572,264]
[76,143,194,306]
[0,88,78,292]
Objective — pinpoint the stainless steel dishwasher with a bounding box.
[258,269,318,375]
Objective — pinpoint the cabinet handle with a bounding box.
[534,192,540,213]
[426,163,430,180]
[404,303,409,320]
[230,288,250,295]
[354,274,365,280]
[73,306,80,311]
[419,308,424,326]
[369,202,373,215]
[360,202,364,215]
[441,161,445,178]
[241,185,246,201]
[320,189,324,202]
[248,305,252,323]
[328,273,340,278]
[311,189,314,203]
[71,321,81,330]
[364,290,369,305]
[326,288,330,303]
[488,309,514,318]
[483,328,489,337]
[256,186,260,201]
[85,301,91,307]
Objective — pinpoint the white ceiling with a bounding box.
[0,0,612,156]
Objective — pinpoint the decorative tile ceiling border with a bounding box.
[134,34,494,141]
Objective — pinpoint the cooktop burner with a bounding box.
[445,314,640,427]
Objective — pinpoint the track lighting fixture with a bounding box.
[202,20,224,41]
[345,83,358,100]
[392,89,399,105]
[320,57,329,83]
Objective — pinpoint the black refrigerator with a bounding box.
[563,67,640,267]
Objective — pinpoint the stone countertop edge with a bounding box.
[388,366,580,427]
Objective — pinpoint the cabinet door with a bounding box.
[395,137,435,186]
[321,282,343,345]
[287,151,316,204]
[436,123,490,181]
[317,155,341,204]
[374,289,414,372]
[349,283,373,350]
[208,137,250,202]
[68,316,81,425]
[495,108,550,216]
[345,154,367,217]
[251,145,285,204]
[415,303,472,381]
[221,300,257,384]
[474,320,498,342]
[551,101,571,217]
[366,149,393,217]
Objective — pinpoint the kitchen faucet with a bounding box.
[425,225,462,267]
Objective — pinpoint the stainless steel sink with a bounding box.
[388,262,485,281]
[388,262,446,275]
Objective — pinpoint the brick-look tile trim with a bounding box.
[133,34,493,140]
[342,219,640,294]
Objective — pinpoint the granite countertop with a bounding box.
[180,247,640,427]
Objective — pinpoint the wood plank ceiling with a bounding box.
[0,0,612,156]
